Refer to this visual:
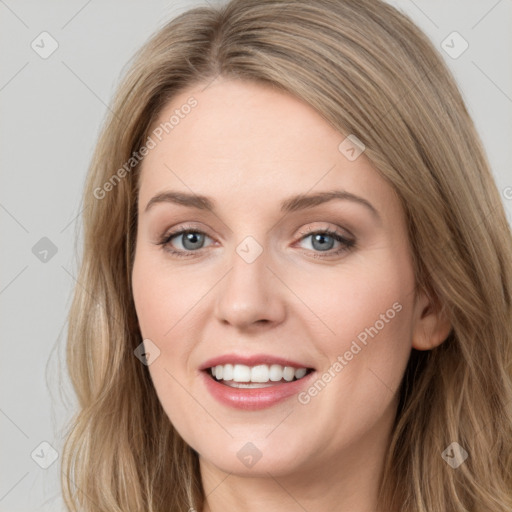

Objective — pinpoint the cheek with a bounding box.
[298,253,414,347]
[290,257,415,444]
[131,249,216,409]
[131,253,204,433]
[298,248,416,398]
[132,250,205,340]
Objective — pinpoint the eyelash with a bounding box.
[156,224,356,259]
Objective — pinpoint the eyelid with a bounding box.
[297,223,354,240]
[159,222,212,239]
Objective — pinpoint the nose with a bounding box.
[213,243,287,331]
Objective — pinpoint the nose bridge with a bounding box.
[214,233,286,328]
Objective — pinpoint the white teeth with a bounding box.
[294,368,307,379]
[251,364,269,383]
[233,364,251,382]
[269,364,283,381]
[222,363,233,380]
[283,366,295,382]
[209,363,310,383]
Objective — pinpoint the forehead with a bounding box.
[137,79,392,214]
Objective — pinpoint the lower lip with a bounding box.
[200,370,316,410]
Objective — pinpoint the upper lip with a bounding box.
[199,353,315,371]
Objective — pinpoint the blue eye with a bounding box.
[158,228,213,257]
[157,225,355,259]
[297,229,355,255]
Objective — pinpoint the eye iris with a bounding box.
[312,233,334,251]
[182,232,204,250]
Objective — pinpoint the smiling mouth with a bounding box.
[205,363,315,388]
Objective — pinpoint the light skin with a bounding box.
[131,78,451,512]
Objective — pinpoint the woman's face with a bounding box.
[132,78,427,479]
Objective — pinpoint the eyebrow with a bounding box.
[144,189,380,219]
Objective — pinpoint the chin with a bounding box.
[195,435,312,477]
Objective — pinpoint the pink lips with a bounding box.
[199,353,316,410]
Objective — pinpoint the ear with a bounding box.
[411,288,452,351]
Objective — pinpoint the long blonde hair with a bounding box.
[62,1,512,510]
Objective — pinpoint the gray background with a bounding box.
[1,1,511,510]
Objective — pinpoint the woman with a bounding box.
[62,0,512,511]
